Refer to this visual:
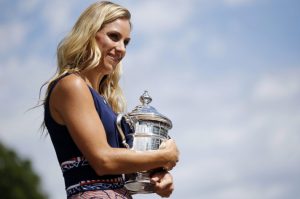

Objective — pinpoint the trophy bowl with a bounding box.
[116,91,172,194]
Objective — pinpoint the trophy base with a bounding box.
[124,172,155,194]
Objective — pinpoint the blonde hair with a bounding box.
[42,1,130,113]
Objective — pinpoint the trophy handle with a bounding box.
[116,113,130,149]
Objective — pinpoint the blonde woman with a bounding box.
[42,1,179,198]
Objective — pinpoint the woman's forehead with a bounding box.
[101,18,131,36]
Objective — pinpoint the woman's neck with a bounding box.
[80,69,105,92]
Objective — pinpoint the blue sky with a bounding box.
[0,0,300,199]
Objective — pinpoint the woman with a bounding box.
[42,1,179,198]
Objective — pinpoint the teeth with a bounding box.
[108,54,121,62]
[111,56,120,62]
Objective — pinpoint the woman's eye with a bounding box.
[108,33,119,41]
[124,39,130,47]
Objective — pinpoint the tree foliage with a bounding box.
[0,141,48,199]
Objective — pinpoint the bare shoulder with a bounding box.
[54,74,87,94]
[50,73,92,107]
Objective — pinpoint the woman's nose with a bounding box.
[115,41,126,54]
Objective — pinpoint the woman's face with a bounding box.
[96,18,131,74]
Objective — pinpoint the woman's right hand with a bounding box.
[159,139,179,171]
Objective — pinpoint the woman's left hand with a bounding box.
[151,171,174,198]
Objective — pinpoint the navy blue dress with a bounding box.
[44,75,132,197]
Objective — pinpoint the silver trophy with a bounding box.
[116,91,172,193]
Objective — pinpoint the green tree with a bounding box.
[0,141,48,199]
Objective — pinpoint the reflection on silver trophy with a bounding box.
[116,91,173,194]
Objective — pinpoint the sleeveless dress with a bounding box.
[44,75,133,198]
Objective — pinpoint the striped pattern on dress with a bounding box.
[68,188,132,199]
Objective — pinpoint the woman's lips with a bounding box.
[107,53,121,63]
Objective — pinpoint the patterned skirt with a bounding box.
[68,188,132,199]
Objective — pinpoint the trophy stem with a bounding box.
[124,172,155,193]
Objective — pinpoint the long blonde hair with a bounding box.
[42,1,130,113]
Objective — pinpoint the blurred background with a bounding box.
[0,0,300,198]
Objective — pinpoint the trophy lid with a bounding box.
[128,91,172,129]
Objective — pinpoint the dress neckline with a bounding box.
[87,85,109,105]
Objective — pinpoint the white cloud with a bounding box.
[252,72,300,102]
[40,1,75,37]
[128,0,195,35]
[16,0,40,13]
[0,22,29,54]
[206,37,227,58]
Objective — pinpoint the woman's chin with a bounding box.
[103,60,118,74]
[101,65,116,75]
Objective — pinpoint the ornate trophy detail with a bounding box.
[116,91,173,193]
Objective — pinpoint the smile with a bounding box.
[107,54,121,63]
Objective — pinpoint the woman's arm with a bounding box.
[49,74,179,176]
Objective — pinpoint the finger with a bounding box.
[151,176,159,180]
[150,176,159,183]
[159,141,166,149]
[160,177,173,189]
[155,174,172,190]
[150,171,165,181]
[155,183,174,198]
[151,172,165,184]
[165,162,176,171]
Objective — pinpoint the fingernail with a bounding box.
[151,177,159,181]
